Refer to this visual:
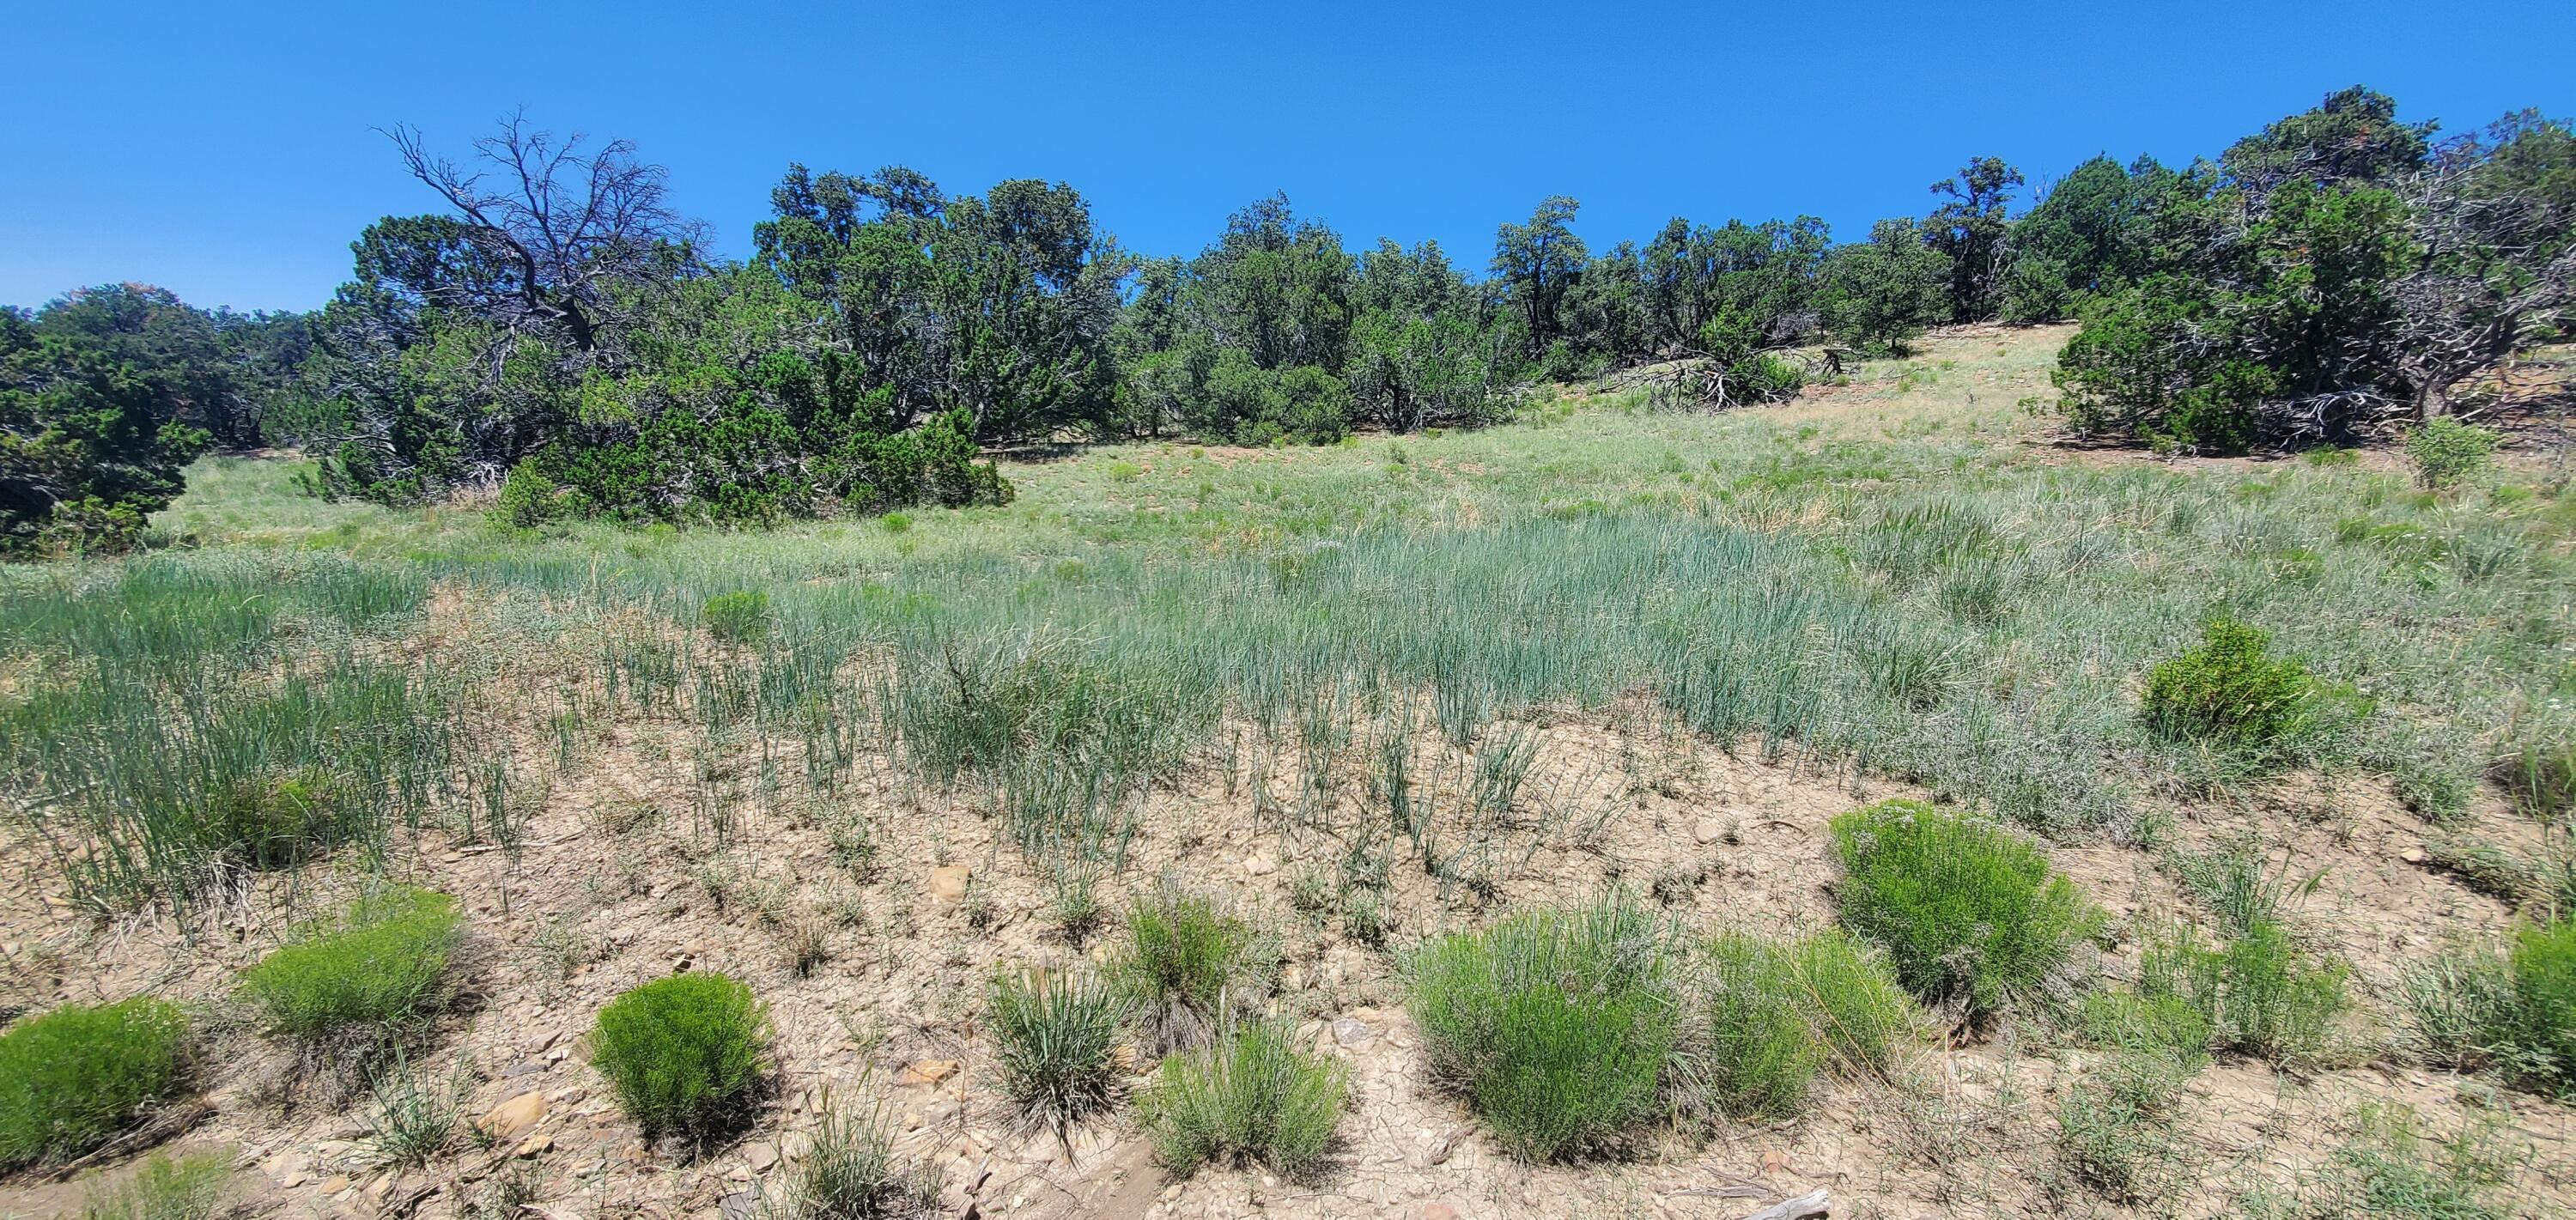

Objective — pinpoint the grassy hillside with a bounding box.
[3,325,2572,1219]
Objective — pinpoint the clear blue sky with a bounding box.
[8,1,2573,313]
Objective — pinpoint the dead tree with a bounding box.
[2390,115,2576,422]
[387,112,704,355]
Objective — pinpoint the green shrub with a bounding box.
[1115,885,1265,1050]
[1406,898,1675,1161]
[1675,929,1917,1121]
[78,1150,234,1220]
[2504,917,2576,1090]
[2233,1104,2525,1220]
[769,1092,941,1220]
[494,461,581,529]
[240,887,462,1042]
[988,968,1127,1138]
[701,591,771,644]
[2164,834,2332,942]
[591,973,770,1141]
[2403,418,2501,490]
[2425,918,2576,1095]
[2141,919,2347,1065]
[2076,989,2212,1065]
[2055,1047,2190,1201]
[1829,799,2102,1023]
[357,1053,465,1169]
[2142,619,2340,759]
[0,997,190,1169]
[2497,733,2574,823]
[2391,757,2476,824]
[207,768,351,871]
[1137,1018,1348,1178]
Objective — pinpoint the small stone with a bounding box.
[1692,816,1726,845]
[743,1141,780,1172]
[1421,1205,1459,1220]
[901,1109,926,1131]
[477,1090,547,1140]
[1243,853,1277,877]
[720,1187,763,1220]
[896,1058,960,1087]
[512,1132,552,1157]
[319,1175,350,1195]
[928,865,972,903]
[2401,847,2428,864]
[1332,1017,1375,1047]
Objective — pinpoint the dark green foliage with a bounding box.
[1829,799,2102,1022]
[30,283,310,450]
[700,591,771,644]
[591,973,770,1141]
[2142,619,2345,760]
[0,307,210,555]
[757,167,1124,444]
[310,129,1023,524]
[2052,276,2274,453]
[1923,157,2024,323]
[0,997,190,1169]
[2000,156,2180,323]
[987,968,1127,1138]
[240,887,464,1042]
[1406,898,1674,1161]
[2049,88,2574,451]
[1818,219,1951,353]
[1638,216,1832,355]
[1136,1018,1348,1178]
[1492,197,1589,361]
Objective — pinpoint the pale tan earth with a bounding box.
[4,674,2570,1220]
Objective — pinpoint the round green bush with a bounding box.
[239,886,462,1041]
[1138,1018,1347,1177]
[591,973,770,1140]
[700,591,771,645]
[2142,619,2322,755]
[1830,799,2102,1023]
[1406,900,1675,1161]
[0,997,189,1168]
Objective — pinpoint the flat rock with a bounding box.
[1243,853,1277,877]
[743,1141,780,1172]
[1692,816,1727,845]
[477,1090,548,1140]
[928,865,971,903]
[896,1058,960,1087]
[1332,1017,1376,1047]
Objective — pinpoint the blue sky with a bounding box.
[8,1,2573,313]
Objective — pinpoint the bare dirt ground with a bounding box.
[4,655,2569,1220]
